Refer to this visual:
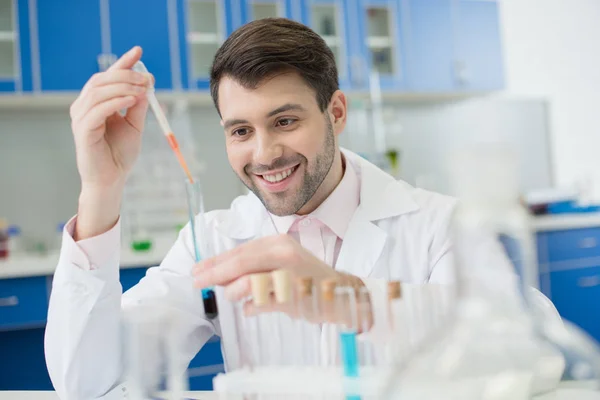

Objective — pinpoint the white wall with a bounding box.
[499,0,600,199]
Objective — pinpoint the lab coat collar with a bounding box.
[219,148,420,240]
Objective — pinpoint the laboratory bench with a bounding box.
[0,230,225,391]
[2,384,600,400]
[2,214,600,391]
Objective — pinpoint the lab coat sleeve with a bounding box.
[45,215,217,400]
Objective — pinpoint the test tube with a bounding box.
[296,277,317,366]
[320,279,338,366]
[357,286,375,366]
[271,269,293,366]
[388,281,409,364]
[335,286,359,378]
[250,272,272,365]
[185,179,218,319]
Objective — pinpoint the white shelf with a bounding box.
[0,31,15,41]
[367,36,393,48]
[0,90,489,110]
[531,213,600,232]
[187,32,220,44]
[0,231,179,279]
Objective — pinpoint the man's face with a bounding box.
[218,72,340,216]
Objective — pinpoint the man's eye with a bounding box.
[233,128,249,137]
[276,118,296,127]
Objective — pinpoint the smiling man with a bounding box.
[44,18,520,399]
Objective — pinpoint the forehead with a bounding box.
[217,72,320,119]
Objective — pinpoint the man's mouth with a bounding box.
[259,165,298,184]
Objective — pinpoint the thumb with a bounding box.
[124,96,149,133]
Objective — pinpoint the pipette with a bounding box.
[132,61,194,183]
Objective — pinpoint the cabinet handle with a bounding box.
[578,275,600,288]
[578,237,598,249]
[0,296,19,307]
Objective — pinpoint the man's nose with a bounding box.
[254,131,284,167]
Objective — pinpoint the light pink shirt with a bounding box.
[270,158,360,267]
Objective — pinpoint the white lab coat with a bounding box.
[44,150,556,400]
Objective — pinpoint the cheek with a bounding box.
[225,143,249,175]
[288,124,327,157]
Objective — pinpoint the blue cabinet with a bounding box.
[536,226,600,344]
[109,1,176,90]
[0,276,49,330]
[180,0,237,90]
[3,0,506,94]
[453,0,504,91]
[402,0,455,91]
[187,335,225,390]
[352,0,406,90]
[241,0,295,21]
[36,0,103,91]
[299,0,352,89]
[549,266,600,343]
[0,0,33,92]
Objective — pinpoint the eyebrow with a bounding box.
[222,103,307,130]
[266,103,306,118]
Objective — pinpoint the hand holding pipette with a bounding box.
[69,46,152,241]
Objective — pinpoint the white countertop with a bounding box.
[0,392,216,400]
[0,232,178,280]
[531,213,600,232]
[1,387,599,400]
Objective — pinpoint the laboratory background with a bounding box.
[1,0,600,398]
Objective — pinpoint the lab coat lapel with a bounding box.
[335,207,388,277]
[335,150,420,277]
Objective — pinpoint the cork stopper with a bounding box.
[272,269,293,304]
[250,272,271,306]
[297,277,313,298]
[388,281,402,300]
[320,279,337,302]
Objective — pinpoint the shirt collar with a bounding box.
[269,154,360,239]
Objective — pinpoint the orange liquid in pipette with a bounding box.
[166,133,194,183]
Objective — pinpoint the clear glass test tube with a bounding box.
[296,277,319,366]
[272,269,293,366]
[320,279,338,367]
[185,179,218,319]
[335,286,359,378]
[357,286,376,367]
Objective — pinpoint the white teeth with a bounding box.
[263,167,295,183]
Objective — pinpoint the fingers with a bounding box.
[74,83,147,122]
[78,96,138,133]
[193,236,294,288]
[108,46,143,72]
[83,69,149,93]
[224,275,251,302]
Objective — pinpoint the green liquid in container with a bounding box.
[131,240,153,252]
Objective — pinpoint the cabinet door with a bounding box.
[453,0,504,91]
[0,0,17,91]
[402,0,455,91]
[109,0,175,90]
[353,0,406,90]
[549,266,600,343]
[36,0,103,91]
[242,0,292,22]
[182,0,234,89]
[301,0,351,89]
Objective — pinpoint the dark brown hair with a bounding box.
[210,18,339,115]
